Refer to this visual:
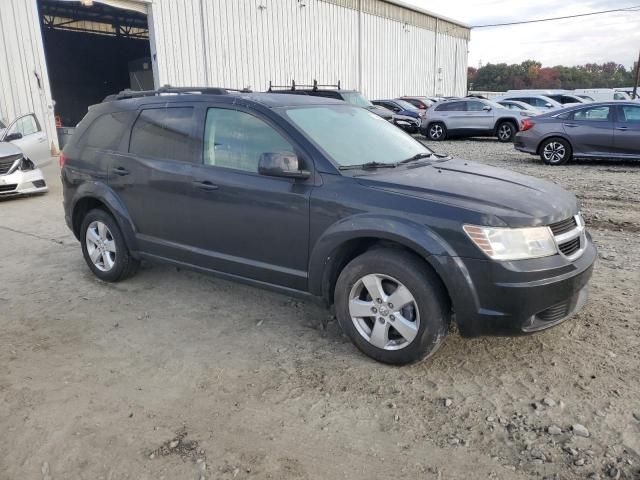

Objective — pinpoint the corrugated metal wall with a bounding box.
[0,0,57,151]
[150,0,468,98]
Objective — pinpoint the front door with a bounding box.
[187,106,312,290]
[108,105,198,260]
[562,105,614,155]
[463,100,495,131]
[613,104,640,156]
[3,114,49,163]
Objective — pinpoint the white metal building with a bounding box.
[0,0,469,150]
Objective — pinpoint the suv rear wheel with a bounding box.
[426,122,447,141]
[80,209,139,282]
[334,249,450,364]
[496,121,516,142]
[540,137,572,165]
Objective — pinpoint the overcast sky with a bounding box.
[402,0,640,69]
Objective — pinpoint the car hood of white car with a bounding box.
[0,139,23,158]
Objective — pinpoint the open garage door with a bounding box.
[38,0,153,133]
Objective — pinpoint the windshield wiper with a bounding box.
[339,161,398,171]
[398,152,435,164]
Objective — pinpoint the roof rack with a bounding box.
[267,79,341,92]
[102,84,253,102]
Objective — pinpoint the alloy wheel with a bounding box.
[85,220,116,272]
[348,273,420,351]
[498,123,513,140]
[543,142,566,163]
[429,124,443,139]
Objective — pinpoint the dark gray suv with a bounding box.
[61,87,596,365]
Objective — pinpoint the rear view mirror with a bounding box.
[258,152,310,179]
[4,132,23,142]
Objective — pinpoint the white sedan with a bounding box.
[0,113,49,197]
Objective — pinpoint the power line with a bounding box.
[471,5,640,28]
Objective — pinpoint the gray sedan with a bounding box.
[514,102,640,165]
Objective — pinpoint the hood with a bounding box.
[0,141,23,158]
[366,105,393,119]
[355,158,578,227]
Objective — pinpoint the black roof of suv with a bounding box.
[61,86,596,365]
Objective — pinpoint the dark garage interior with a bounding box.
[38,0,153,127]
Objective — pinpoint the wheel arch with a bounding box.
[536,134,573,155]
[494,117,519,133]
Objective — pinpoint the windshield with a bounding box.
[0,118,5,129]
[394,99,419,111]
[340,91,374,108]
[284,105,432,167]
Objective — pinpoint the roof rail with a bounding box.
[267,79,341,92]
[102,84,253,102]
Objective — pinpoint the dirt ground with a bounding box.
[1,140,638,480]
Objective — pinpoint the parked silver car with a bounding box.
[514,102,640,165]
[495,94,566,111]
[0,113,49,196]
[421,98,522,142]
[497,100,542,116]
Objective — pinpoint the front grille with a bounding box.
[32,179,46,188]
[0,154,21,175]
[536,301,571,323]
[0,184,17,193]
[549,217,577,235]
[558,237,580,256]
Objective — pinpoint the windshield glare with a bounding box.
[284,105,432,167]
[341,92,374,108]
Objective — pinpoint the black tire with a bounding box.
[425,122,447,141]
[80,208,139,282]
[539,137,572,165]
[334,249,450,365]
[496,121,517,142]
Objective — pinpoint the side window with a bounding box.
[437,102,464,112]
[84,112,132,151]
[385,102,401,112]
[129,107,196,162]
[466,101,485,112]
[573,106,610,122]
[203,108,294,173]
[8,114,40,136]
[620,105,640,122]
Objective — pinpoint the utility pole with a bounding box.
[633,49,640,100]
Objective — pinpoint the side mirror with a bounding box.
[482,105,492,111]
[258,152,310,179]
[545,103,553,108]
[4,132,23,142]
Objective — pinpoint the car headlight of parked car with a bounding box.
[463,224,557,260]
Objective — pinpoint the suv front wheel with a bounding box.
[334,249,450,364]
[80,208,139,282]
[496,121,516,142]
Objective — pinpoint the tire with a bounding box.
[80,208,139,282]
[425,122,447,141]
[496,121,517,142]
[334,249,450,365]
[539,137,572,165]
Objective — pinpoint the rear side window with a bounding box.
[84,112,131,151]
[620,105,640,122]
[572,106,610,122]
[129,107,196,162]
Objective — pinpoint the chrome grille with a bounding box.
[550,214,586,261]
[0,154,21,175]
[549,217,577,236]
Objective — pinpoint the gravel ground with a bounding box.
[1,140,638,480]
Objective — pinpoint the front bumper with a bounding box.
[0,167,48,197]
[447,233,596,337]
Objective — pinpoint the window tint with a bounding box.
[129,107,196,162]
[9,115,40,136]
[620,105,640,122]
[312,91,341,99]
[573,106,610,122]
[85,112,131,151]
[204,108,294,173]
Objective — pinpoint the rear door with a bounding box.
[186,105,312,290]
[109,104,198,259]
[562,105,614,155]
[613,104,640,156]
[3,114,49,164]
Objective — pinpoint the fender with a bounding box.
[494,116,520,132]
[307,214,480,319]
[70,181,140,256]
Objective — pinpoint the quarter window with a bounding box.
[436,101,464,112]
[203,108,294,173]
[85,112,132,151]
[572,106,610,122]
[129,107,196,162]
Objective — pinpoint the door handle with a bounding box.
[615,126,629,131]
[192,180,219,191]
[112,166,130,176]
[563,123,578,128]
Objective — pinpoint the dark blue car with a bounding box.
[372,99,426,123]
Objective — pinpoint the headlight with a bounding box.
[463,224,557,260]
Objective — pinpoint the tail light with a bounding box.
[521,119,535,131]
[59,152,66,168]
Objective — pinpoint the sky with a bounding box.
[401,0,640,69]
